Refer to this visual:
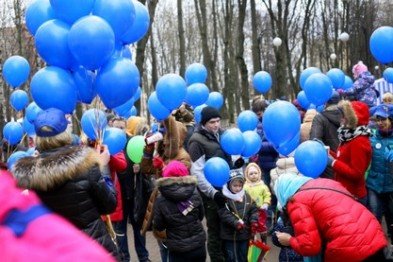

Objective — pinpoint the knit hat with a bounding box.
[34,108,68,137]
[227,168,245,193]
[327,91,340,105]
[201,106,221,125]
[352,61,368,78]
[373,104,393,119]
[162,160,189,178]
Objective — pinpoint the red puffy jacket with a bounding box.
[287,179,386,262]
[108,152,127,222]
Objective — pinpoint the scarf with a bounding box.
[337,125,371,143]
[222,184,245,202]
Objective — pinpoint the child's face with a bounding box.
[247,166,260,183]
[230,180,244,193]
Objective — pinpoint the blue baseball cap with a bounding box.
[34,108,68,137]
[373,104,392,119]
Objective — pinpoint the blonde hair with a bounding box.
[383,92,393,104]
[244,162,262,182]
[36,131,73,152]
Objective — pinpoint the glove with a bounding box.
[153,156,165,169]
[236,219,245,231]
[327,155,335,167]
[213,191,226,208]
[251,222,259,235]
[385,148,393,162]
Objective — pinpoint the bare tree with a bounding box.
[177,0,186,77]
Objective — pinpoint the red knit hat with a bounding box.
[162,160,189,177]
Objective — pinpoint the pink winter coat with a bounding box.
[287,179,387,261]
[0,171,114,262]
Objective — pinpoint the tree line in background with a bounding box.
[0,0,392,130]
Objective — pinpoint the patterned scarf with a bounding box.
[337,125,371,142]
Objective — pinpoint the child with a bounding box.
[218,168,259,262]
[244,163,271,211]
[152,160,206,262]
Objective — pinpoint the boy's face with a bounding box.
[247,166,260,183]
[230,180,244,193]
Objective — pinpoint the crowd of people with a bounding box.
[1,61,393,262]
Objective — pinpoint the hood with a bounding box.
[160,116,187,159]
[274,173,312,208]
[12,146,101,191]
[126,117,149,137]
[303,109,317,124]
[321,106,342,127]
[156,176,197,202]
[340,100,370,129]
[244,162,262,184]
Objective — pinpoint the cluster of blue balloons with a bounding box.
[25,0,150,112]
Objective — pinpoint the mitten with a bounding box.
[213,191,226,208]
[152,156,165,169]
[236,219,245,231]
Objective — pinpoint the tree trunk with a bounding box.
[177,0,186,77]
[250,0,262,75]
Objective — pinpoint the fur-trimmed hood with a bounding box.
[13,146,102,191]
[339,100,370,129]
[156,176,197,202]
[159,116,187,159]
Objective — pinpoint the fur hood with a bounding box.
[156,175,197,187]
[339,100,370,129]
[13,146,102,191]
[156,176,198,202]
[158,116,187,159]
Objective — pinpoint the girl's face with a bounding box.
[376,116,392,131]
[230,180,244,193]
[247,166,260,183]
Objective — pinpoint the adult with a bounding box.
[274,173,387,261]
[327,100,372,205]
[366,104,393,242]
[13,108,118,257]
[188,106,232,262]
[309,91,342,178]
[172,104,195,152]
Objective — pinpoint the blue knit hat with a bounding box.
[34,108,68,137]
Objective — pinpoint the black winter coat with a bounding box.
[13,146,118,255]
[218,192,259,241]
[153,176,206,252]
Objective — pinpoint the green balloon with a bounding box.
[126,135,145,164]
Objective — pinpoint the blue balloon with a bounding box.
[185,83,209,107]
[30,66,77,113]
[204,157,230,187]
[103,127,127,155]
[125,106,138,118]
[3,56,30,88]
[93,0,135,41]
[185,63,208,85]
[147,92,171,121]
[81,109,108,140]
[342,75,353,90]
[68,16,115,70]
[237,110,258,132]
[73,67,96,104]
[23,117,36,136]
[114,97,135,116]
[3,122,24,145]
[50,0,94,24]
[274,132,300,156]
[316,105,324,112]
[25,0,55,35]
[326,68,345,89]
[370,26,393,64]
[121,0,150,44]
[35,19,73,69]
[156,74,187,111]
[96,57,140,109]
[220,128,245,155]
[383,68,393,84]
[297,91,310,110]
[241,131,262,158]
[206,92,224,110]
[26,102,43,123]
[7,151,29,170]
[299,67,321,89]
[121,45,132,59]
[10,90,29,111]
[262,101,301,146]
[194,104,207,123]
[294,140,327,178]
[253,71,272,93]
[304,73,333,106]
